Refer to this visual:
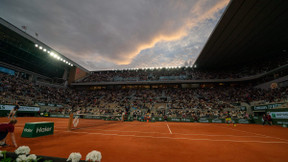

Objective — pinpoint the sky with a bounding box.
[0,0,229,71]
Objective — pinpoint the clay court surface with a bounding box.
[1,117,288,162]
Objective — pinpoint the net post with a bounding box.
[68,113,74,131]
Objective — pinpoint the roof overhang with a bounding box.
[194,0,288,69]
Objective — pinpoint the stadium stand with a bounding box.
[0,0,288,123]
[1,0,288,161]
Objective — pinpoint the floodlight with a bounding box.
[50,52,54,56]
[47,51,50,54]
[194,64,197,68]
[43,49,47,52]
[39,46,43,50]
[71,64,73,66]
[35,44,38,47]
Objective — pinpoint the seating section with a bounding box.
[1,71,288,119]
[77,53,288,83]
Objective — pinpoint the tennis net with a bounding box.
[68,114,122,130]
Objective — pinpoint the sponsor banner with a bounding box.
[84,115,101,119]
[50,114,70,118]
[237,119,249,124]
[212,119,222,123]
[0,104,40,112]
[37,103,46,106]
[104,116,120,121]
[37,103,63,107]
[253,103,283,110]
[270,112,288,119]
[276,121,288,125]
[181,118,191,122]
[199,118,209,123]
[171,118,181,122]
[21,122,54,138]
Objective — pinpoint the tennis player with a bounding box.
[266,112,273,125]
[8,103,20,119]
[73,109,81,127]
[225,111,232,124]
[121,111,126,122]
[0,119,18,148]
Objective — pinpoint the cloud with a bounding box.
[0,0,229,71]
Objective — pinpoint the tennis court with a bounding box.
[1,117,288,162]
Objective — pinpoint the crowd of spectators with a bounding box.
[1,71,288,119]
[155,109,249,120]
[77,53,288,83]
[78,53,288,83]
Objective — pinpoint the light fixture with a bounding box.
[35,44,38,47]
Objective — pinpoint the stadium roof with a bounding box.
[194,0,288,69]
[0,17,89,78]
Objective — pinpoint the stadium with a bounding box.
[1,0,288,161]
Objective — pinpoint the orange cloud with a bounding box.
[111,0,230,65]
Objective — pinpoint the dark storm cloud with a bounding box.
[0,0,229,71]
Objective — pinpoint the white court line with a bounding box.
[171,132,272,138]
[166,121,172,134]
[50,126,274,139]
[16,124,285,141]
[15,123,287,142]
[62,126,164,134]
[63,131,288,144]
[217,125,288,142]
